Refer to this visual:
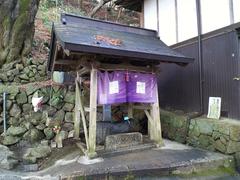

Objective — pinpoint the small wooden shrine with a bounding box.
[48,13,193,158]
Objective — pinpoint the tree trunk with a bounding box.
[0,0,40,67]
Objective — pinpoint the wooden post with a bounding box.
[103,105,111,121]
[77,79,90,150]
[74,78,81,139]
[150,85,164,146]
[87,67,98,158]
[128,103,133,119]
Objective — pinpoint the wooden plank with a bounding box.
[74,78,81,139]
[133,104,151,110]
[55,59,78,65]
[98,62,157,73]
[76,142,87,156]
[128,103,133,119]
[50,43,58,77]
[144,110,153,125]
[150,85,164,146]
[78,67,90,76]
[88,67,98,158]
[84,107,90,112]
[77,79,90,150]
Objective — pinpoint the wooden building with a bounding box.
[48,14,193,157]
[116,0,240,119]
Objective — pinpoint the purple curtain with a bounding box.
[127,72,157,103]
[98,71,127,105]
[97,71,157,105]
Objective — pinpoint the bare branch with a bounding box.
[89,0,112,18]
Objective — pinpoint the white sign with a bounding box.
[136,82,146,94]
[109,81,119,94]
[207,97,221,119]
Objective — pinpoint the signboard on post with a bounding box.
[207,97,221,119]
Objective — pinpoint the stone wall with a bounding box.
[161,110,240,169]
[187,117,240,168]
[0,59,48,84]
[160,110,189,143]
[0,82,76,146]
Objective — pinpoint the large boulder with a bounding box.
[9,104,21,118]
[23,128,45,143]
[64,92,75,104]
[42,105,57,117]
[63,103,74,112]
[195,119,214,135]
[229,125,240,141]
[23,145,51,164]
[22,104,32,113]
[53,110,65,122]
[2,135,21,145]
[226,141,240,154]
[62,123,74,132]
[6,126,27,136]
[50,91,64,110]
[214,140,226,153]
[16,92,28,104]
[44,128,55,140]
[0,144,18,169]
[29,112,43,126]
[64,112,73,123]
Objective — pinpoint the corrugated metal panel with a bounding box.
[158,42,200,112]
[202,31,240,119]
[160,30,240,119]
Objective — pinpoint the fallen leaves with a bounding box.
[95,35,122,46]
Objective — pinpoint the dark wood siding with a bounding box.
[201,31,240,118]
[158,42,200,113]
[159,30,240,119]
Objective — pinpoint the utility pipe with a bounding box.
[196,0,204,113]
[3,92,7,135]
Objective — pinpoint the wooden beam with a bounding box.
[55,59,79,65]
[150,85,164,146]
[78,67,91,76]
[144,110,153,125]
[74,78,81,139]
[98,62,157,73]
[77,79,90,150]
[88,67,98,158]
[64,49,70,56]
[133,104,151,110]
[84,107,90,112]
[76,142,87,156]
[50,43,58,77]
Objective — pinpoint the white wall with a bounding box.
[158,0,176,45]
[233,0,240,23]
[200,0,231,33]
[143,0,240,45]
[177,0,197,42]
[144,0,158,31]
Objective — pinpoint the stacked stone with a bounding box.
[188,117,240,155]
[161,110,240,169]
[0,84,76,146]
[0,59,48,84]
[160,110,188,144]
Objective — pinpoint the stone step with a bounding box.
[98,142,156,156]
